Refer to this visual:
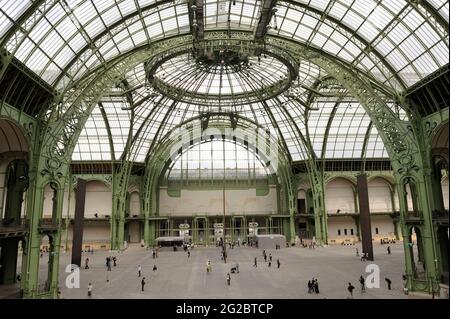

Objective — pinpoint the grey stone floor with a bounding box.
[46,242,429,299]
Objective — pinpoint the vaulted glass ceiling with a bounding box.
[1,0,447,89]
[1,0,448,164]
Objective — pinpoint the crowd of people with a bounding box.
[80,240,402,299]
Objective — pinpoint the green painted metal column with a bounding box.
[396,177,415,293]
[415,170,441,294]
[48,182,66,298]
[21,175,45,298]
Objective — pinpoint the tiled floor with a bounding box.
[39,242,430,299]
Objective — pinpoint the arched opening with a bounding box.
[326,178,357,244]
[325,178,356,215]
[368,178,396,242]
[296,189,309,239]
[0,119,29,291]
[403,178,421,219]
[126,191,141,243]
[408,227,426,280]
[158,137,279,246]
[68,180,112,251]
[42,183,59,221]
[442,177,449,211]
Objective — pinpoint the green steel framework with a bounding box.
[0,1,447,298]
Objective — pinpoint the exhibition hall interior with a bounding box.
[0,0,448,299]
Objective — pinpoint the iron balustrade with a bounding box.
[406,210,422,220]
[432,209,449,220]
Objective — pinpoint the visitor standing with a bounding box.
[226,273,231,286]
[85,257,89,269]
[206,260,212,273]
[141,277,146,291]
[385,278,392,290]
[87,282,93,298]
[387,246,391,254]
[359,276,365,292]
[253,257,257,267]
[277,258,280,269]
[347,282,355,298]
[138,265,141,277]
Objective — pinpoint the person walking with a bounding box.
[187,250,191,258]
[307,280,312,293]
[226,273,231,286]
[276,258,280,269]
[253,257,257,267]
[87,282,93,298]
[85,257,89,269]
[347,282,355,299]
[112,256,117,267]
[359,276,365,292]
[138,265,141,277]
[141,277,146,291]
[107,257,112,271]
[268,261,271,267]
[385,278,392,290]
[269,253,272,262]
[153,265,157,271]
[387,246,391,255]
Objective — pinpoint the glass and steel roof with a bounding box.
[153,52,289,97]
[166,139,270,181]
[0,0,448,164]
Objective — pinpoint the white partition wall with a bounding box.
[130,192,140,216]
[325,178,356,214]
[59,180,112,250]
[84,181,112,218]
[368,178,393,213]
[371,215,396,240]
[327,216,357,244]
[159,187,277,216]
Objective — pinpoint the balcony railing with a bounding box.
[38,219,60,231]
[406,210,422,220]
[432,209,449,220]
[0,218,29,235]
